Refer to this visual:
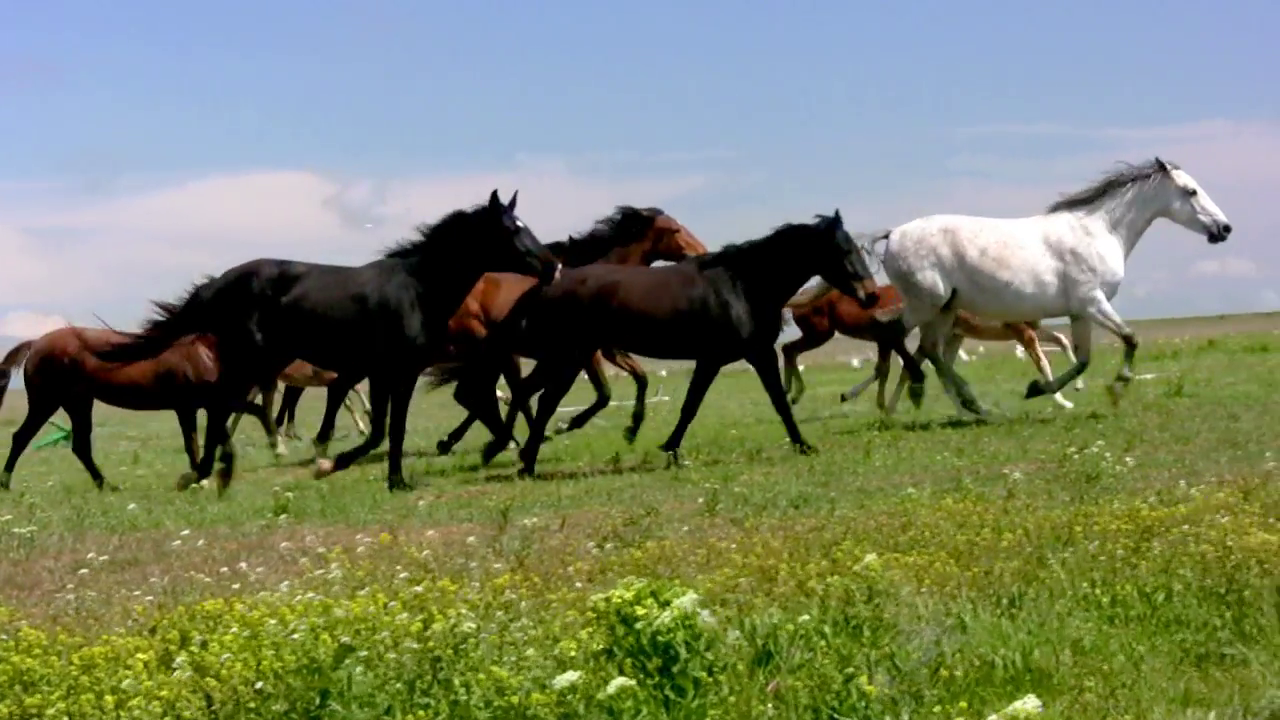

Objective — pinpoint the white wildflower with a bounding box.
[551,670,582,690]
[987,693,1044,720]
[603,675,637,696]
[671,591,700,613]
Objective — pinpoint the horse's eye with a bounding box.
[1186,187,1199,197]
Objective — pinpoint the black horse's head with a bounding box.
[810,210,879,309]
[481,189,561,285]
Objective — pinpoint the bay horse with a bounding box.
[88,190,560,493]
[878,158,1231,417]
[433,210,918,477]
[428,206,708,457]
[780,283,1085,411]
[226,359,373,449]
[0,327,277,492]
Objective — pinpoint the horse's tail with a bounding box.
[0,340,35,415]
[420,362,470,394]
[90,278,219,364]
[785,279,835,311]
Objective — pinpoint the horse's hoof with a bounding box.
[1106,383,1125,406]
[0,470,12,491]
[516,465,536,478]
[176,472,199,491]
[838,392,851,403]
[436,440,453,457]
[314,458,335,479]
[795,442,817,456]
[662,448,686,469]
[480,442,504,466]
[312,443,330,461]
[388,477,413,493]
[1024,380,1047,400]
[104,482,121,492]
[1052,395,1075,410]
[622,426,639,445]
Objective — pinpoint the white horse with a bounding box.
[876,157,1232,416]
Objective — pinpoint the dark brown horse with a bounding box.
[426,210,915,476]
[780,282,1084,412]
[0,327,276,492]
[427,206,708,457]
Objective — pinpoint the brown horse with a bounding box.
[228,360,373,445]
[0,327,277,492]
[780,283,1083,412]
[426,206,708,457]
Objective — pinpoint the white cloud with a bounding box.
[0,310,68,339]
[0,159,710,325]
[1189,256,1260,279]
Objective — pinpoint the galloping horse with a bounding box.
[88,190,560,493]
[780,283,1085,411]
[0,327,276,492]
[878,158,1231,416]
[430,210,916,476]
[428,206,707,456]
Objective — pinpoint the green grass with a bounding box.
[1,329,1278,719]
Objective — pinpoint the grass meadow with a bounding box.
[1,314,1278,719]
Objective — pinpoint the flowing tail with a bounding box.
[419,362,470,394]
[0,340,34,415]
[90,278,218,364]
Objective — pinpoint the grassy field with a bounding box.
[1,315,1278,719]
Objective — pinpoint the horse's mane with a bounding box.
[545,206,665,266]
[382,203,490,260]
[1047,158,1177,214]
[696,215,835,270]
[139,276,213,334]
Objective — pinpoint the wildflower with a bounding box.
[551,670,583,690]
[126,504,138,511]
[987,694,1044,719]
[671,591,700,612]
[603,675,637,696]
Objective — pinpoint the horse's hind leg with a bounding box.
[316,378,389,479]
[63,399,116,491]
[553,351,611,437]
[780,327,833,406]
[1,395,59,491]
[604,348,648,444]
[515,361,588,477]
[278,385,305,439]
[312,376,361,459]
[840,341,886,405]
[1039,327,1085,391]
[919,313,987,417]
[1009,326,1073,409]
[176,409,201,471]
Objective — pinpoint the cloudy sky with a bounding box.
[2,1,1276,347]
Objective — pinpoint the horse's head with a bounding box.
[482,189,562,284]
[1150,158,1233,245]
[645,211,709,263]
[811,210,880,309]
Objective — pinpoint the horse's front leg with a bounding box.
[918,315,987,418]
[1007,328,1073,409]
[745,348,814,453]
[176,408,201,471]
[1039,328,1086,391]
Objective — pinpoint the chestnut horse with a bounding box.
[428,207,708,456]
[780,283,1084,412]
[0,327,277,492]
[228,360,373,444]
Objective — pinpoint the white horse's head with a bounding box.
[1151,158,1233,244]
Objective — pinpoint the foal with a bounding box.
[1,327,276,492]
[228,360,373,445]
[781,283,1085,411]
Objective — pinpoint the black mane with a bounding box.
[544,205,665,267]
[1047,158,1176,214]
[695,215,835,270]
[382,203,491,260]
[139,275,215,335]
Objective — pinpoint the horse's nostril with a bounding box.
[1220,223,1233,236]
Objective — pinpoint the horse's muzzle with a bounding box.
[1207,221,1233,245]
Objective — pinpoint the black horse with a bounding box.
[427,210,922,476]
[90,190,560,493]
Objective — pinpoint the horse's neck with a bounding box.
[402,258,490,321]
[1080,189,1163,260]
[731,254,816,309]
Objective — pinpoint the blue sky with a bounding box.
[1,0,1277,346]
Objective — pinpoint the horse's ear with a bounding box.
[833,209,843,224]
[506,190,519,213]
[1154,157,1172,174]
[488,189,503,209]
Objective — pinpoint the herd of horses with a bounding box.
[0,158,1234,495]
